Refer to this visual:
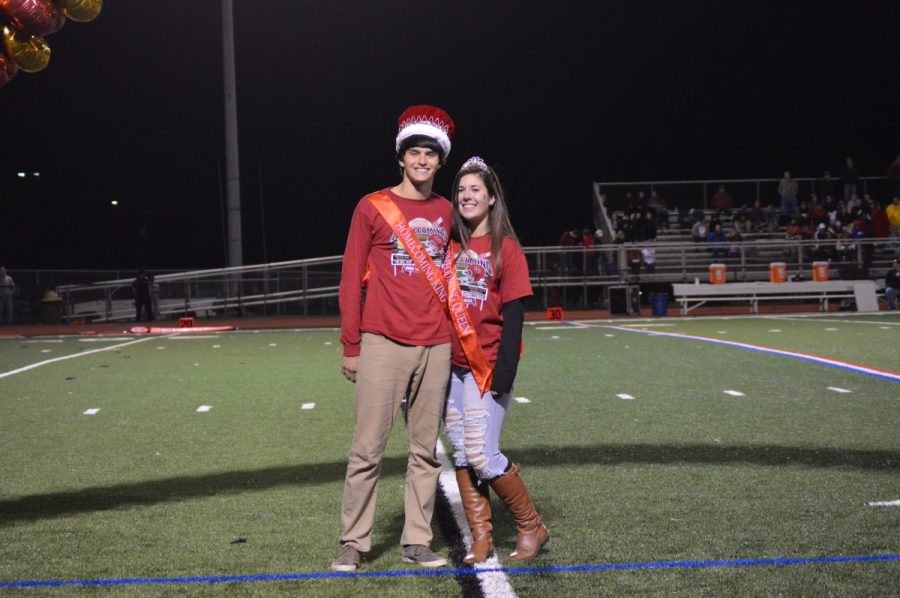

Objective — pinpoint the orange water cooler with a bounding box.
[769,262,787,283]
[812,261,830,282]
[708,263,727,284]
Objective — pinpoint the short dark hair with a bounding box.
[397,134,446,165]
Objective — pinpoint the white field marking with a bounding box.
[169,335,221,340]
[301,403,315,410]
[196,405,213,413]
[619,323,675,327]
[78,337,133,342]
[324,341,332,345]
[766,315,900,326]
[617,394,635,400]
[0,335,161,380]
[550,335,560,339]
[604,334,615,337]
[40,349,52,353]
[212,344,221,348]
[83,408,100,415]
[827,387,852,394]
[156,346,166,350]
[868,500,900,507]
[514,397,530,404]
[880,326,891,330]
[768,329,782,333]
[717,330,728,334]
[723,390,746,396]
[824,327,838,331]
[435,440,516,598]
[535,326,565,330]
[268,343,277,347]
[23,339,63,343]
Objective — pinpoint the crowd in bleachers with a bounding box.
[555,156,900,283]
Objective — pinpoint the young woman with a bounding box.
[444,156,548,563]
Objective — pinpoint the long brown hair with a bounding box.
[450,157,519,273]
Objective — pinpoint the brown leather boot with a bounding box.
[489,463,548,561]
[456,467,494,563]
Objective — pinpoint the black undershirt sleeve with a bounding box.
[490,298,525,396]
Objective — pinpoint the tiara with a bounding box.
[461,156,489,172]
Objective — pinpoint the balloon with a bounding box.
[56,0,100,23]
[0,0,62,37]
[0,50,18,87]
[1,23,50,72]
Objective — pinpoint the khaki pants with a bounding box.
[339,333,450,551]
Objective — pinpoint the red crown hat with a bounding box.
[395,105,455,158]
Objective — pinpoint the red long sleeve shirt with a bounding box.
[339,188,452,357]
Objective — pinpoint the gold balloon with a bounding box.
[2,24,50,72]
[57,0,101,23]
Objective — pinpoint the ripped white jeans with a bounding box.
[445,366,511,480]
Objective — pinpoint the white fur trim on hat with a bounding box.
[396,123,451,157]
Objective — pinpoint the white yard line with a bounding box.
[0,336,162,380]
[435,440,516,598]
[868,500,900,507]
[826,387,852,394]
[765,315,900,326]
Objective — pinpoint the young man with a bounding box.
[332,105,455,572]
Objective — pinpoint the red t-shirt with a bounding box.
[450,236,533,368]
[339,188,452,357]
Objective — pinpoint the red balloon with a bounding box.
[0,0,61,37]
[0,50,18,87]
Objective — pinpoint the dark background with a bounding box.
[3,1,898,270]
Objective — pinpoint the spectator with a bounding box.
[0,266,14,325]
[638,211,657,242]
[816,170,838,200]
[778,171,799,219]
[649,191,669,229]
[884,261,900,310]
[870,200,890,243]
[809,199,828,226]
[711,185,734,213]
[627,247,642,278]
[641,246,656,275]
[581,228,595,274]
[748,200,766,231]
[812,222,836,260]
[131,270,154,322]
[889,155,900,197]
[887,197,900,247]
[559,228,578,274]
[707,223,726,257]
[691,218,709,242]
[841,157,859,202]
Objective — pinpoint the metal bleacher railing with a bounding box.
[16,174,894,321]
[47,237,895,322]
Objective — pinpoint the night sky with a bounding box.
[3,1,898,270]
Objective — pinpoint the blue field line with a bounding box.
[602,324,900,382]
[2,553,898,588]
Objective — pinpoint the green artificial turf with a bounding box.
[0,316,897,596]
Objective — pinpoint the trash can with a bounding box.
[650,293,668,317]
[40,291,63,325]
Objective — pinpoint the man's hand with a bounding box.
[341,356,359,383]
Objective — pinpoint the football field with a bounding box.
[1,313,898,596]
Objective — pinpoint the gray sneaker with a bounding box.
[330,544,361,572]
[401,544,448,568]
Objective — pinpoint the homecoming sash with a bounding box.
[366,192,494,395]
